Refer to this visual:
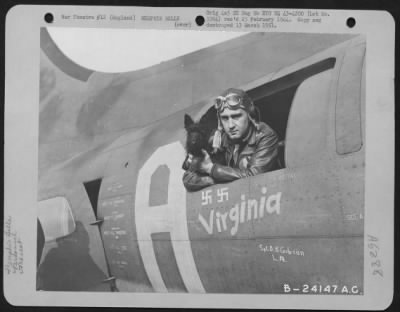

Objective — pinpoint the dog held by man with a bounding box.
[183,88,280,192]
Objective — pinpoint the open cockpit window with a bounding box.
[199,58,336,171]
[247,58,336,169]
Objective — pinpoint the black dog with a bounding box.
[183,113,223,171]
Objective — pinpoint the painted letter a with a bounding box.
[135,141,204,293]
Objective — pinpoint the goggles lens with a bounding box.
[215,94,242,111]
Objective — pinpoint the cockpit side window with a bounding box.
[248,58,336,169]
[198,58,337,171]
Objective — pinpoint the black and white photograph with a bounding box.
[37,26,365,294]
[4,6,394,309]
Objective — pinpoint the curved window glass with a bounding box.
[38,197,76,242]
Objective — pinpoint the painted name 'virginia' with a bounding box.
[198,187,282,235]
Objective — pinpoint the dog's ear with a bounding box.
[199,108,218,129]
[184,114,194,129]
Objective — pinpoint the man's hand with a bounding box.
[198,149,214,175]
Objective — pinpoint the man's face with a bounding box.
[219,107,250,141]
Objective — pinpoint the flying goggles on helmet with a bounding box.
[214,93,247,112]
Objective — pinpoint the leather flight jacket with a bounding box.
[183,122,280,192]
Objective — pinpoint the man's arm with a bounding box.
[182,154,215,192]
[210,130,279,182]
[183,170,215,192]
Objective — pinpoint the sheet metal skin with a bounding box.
[37,32,364,293]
